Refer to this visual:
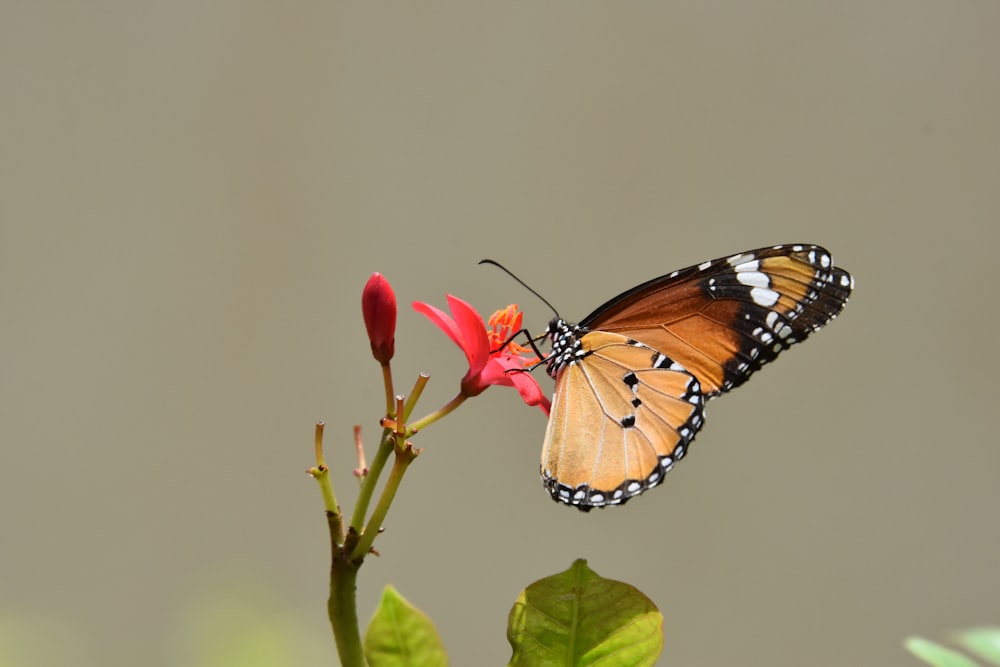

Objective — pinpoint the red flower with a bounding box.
[362,273,397,363]
[413,295,550,415]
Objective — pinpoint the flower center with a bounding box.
[487,305,538,365]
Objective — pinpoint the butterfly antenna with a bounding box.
[479,259,560,318]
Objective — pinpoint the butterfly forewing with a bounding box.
[580,244,852,396]
[541,331,705,509]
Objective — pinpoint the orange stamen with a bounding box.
[488,305,539,366]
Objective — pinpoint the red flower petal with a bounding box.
[482,356,551,415]
[414,296,549,413]
[445,295,490,375]
[412,300,470,363]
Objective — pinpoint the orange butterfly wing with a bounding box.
[541,331,705,509]
[580,244,852,396]
[540,244,852,509]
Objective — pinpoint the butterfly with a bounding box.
[529,244,852,510]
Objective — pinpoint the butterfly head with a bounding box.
[543,317,590,378]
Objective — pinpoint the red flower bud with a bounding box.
[362,273,397,363]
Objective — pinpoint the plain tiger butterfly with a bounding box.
[491,243,853,511]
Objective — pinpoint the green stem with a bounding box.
[349,428,393,532]
[380,362,394,418]
[310,422,342,543]
[402,373,430,422]
[312,466,339,517]
[407,392,466,436]
[328,525,366,667]
[349,444,418,561]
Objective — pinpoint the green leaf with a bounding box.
[507,559,663,667]
[364,585,448,667]
[956,628,1000,666]
[905,637,981,667]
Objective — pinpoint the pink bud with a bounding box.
[362,273,397,363]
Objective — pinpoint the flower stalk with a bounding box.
[349,427,394,534]
[407,392,467,436]
[353,425,368,480]
[403,372,430,422]
[308,421,340,534]
[379,362,395,418]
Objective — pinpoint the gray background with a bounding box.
[3,3,998,666]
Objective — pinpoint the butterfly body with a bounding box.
[538,244,853,511]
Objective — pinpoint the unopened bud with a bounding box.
[362,273,397,363]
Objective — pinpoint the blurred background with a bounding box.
[2,3,999,666]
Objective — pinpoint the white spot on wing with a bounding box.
[736,271,770,288]
[751,287,780,307]
[698,260,712,270]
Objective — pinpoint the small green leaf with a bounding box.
[957,628,1000,666]
[507,559,663,667]
[364,585,447,667]
[905,637,981,667]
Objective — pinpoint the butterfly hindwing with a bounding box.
[541,331,705,509]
